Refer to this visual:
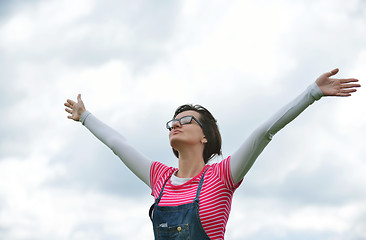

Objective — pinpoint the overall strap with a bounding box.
[155,166,210,205]
[155,174,172,204]
[194,166,210,202]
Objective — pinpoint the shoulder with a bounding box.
[150,161,177,176]
[150,161,177,194]
[208,156,231,173]
[208,156,242,190]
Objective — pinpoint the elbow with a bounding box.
[267,132,274,140]
[252,125,273,141]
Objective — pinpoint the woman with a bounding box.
[64,68,360,240]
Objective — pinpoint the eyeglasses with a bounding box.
[166,115,203,131]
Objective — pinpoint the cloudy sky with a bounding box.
[1,0,366,239]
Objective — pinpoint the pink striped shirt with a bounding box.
[150,157,242,240]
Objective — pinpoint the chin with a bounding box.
[170,135,191,149]
[169,138,181,149]
[170,137,199,150]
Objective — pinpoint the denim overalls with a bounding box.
[149,167,211,240]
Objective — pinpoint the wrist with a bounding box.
[311,82,323,100]
[79,110,91,125]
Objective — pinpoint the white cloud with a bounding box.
[0,154,153,240]
[228,196,366,240]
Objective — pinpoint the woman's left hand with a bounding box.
[316,68,361,97]
[64,94,86,121]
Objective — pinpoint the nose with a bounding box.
[172,120,181,129]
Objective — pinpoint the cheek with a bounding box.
[187,130,204,143]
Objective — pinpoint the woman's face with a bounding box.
[169,110,205,150]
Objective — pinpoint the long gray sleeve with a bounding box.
[230,82,324,184]
[80,111,152,187]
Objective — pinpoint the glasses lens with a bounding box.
[166,120,174,130]
[180,116,193,125]
[166,116,196,131]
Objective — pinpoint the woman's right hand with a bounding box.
[315,68,360,97]
[64,94,86,121]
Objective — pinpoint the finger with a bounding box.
[67,99,76,105]
[340,78,360,84]
[67,115,73,119]
[65,108,72,114]
[340,88,358,94]
[340,83,361,89]
[336,89,358,97]
[64,102,72,108]
[336,92,352,97]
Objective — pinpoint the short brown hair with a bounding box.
[172,104,222,164]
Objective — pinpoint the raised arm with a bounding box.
[230,68,360,184]
[64,94,152,187]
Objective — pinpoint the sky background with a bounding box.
[1,0,366,239]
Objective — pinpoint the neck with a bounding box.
[176,146,205,178]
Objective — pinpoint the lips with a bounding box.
[172,130,181,135]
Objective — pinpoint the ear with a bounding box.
[201,137,208,144]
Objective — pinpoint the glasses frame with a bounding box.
[166,115,204,131]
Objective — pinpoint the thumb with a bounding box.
[77,94,82,103]
[325,68,339,77]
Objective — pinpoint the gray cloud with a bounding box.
[1,0,182,71]
[0,0,35,22]
[47,134,150,197]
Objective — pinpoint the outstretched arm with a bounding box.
[230,68,360,184]
[64,95,152,187]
